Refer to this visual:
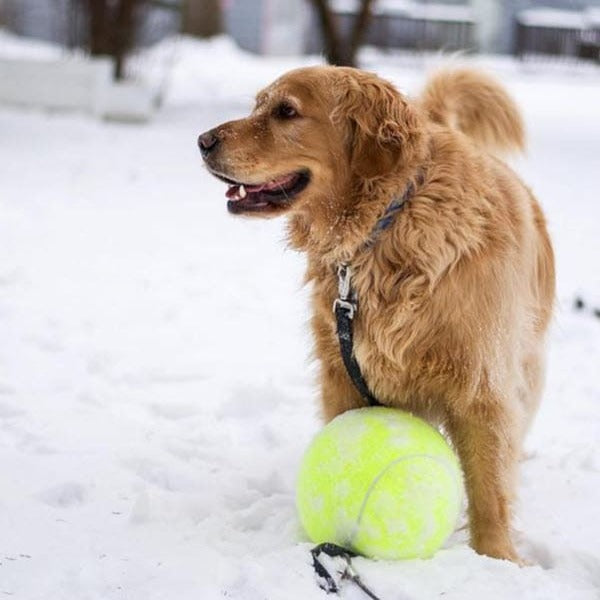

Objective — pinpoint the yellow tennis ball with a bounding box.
[297,407,463,560]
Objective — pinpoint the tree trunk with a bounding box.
[181,0,222,38]
[310,0,346,65]
[86,0,145,80]
[309,0,375,67]
[88,0,111,56]
[348,0,376,62]
[113,0,138,80]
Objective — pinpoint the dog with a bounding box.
[198,66,555,563]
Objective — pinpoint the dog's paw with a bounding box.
[472,539,523,564]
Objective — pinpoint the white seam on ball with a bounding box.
[347,453,461,549]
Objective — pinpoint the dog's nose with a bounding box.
[198,131,219,157]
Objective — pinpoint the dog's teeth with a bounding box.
[239,185,247,199]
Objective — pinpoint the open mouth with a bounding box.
[219,170,310,214]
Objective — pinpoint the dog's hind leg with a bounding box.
[447,390,522,563]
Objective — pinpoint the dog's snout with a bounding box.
[198,130,220,158]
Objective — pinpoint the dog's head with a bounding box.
[198,66,424,219]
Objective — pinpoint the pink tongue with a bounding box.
[226,185,240,199]
[246,172,297,193]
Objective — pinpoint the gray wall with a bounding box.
[225,0,263,54]
[225,0,306,55]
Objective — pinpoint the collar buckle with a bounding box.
[333,298,356,320]
[333,263,357,319]
[337,263,352,300]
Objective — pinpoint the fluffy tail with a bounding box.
[419,68,525,154]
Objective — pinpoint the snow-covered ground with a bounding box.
[1,34,600,599]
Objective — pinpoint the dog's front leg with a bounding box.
[312,312,365,422]
[447,397,521,563]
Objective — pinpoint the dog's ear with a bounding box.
[332,70,424,179]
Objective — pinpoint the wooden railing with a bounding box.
[514,8,600,63]
[307,3,475,54]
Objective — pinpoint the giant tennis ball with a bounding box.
[297,407,463,560]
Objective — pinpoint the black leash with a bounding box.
[311,543,383,599]
[333,264,381,407]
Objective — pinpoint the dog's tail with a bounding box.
[419,68,525,154]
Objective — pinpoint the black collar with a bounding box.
[364,175,421,249]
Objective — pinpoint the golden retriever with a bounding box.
[198,66,555,563]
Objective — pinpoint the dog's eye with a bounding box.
[274,102,298,120]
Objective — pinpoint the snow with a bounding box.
[516,8,586,30]
[1,33,600,600]
[0,31,155,121]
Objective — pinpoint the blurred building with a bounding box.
[224,0,308,55]
[2,0,600,56]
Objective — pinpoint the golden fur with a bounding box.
[200,66,555,562]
